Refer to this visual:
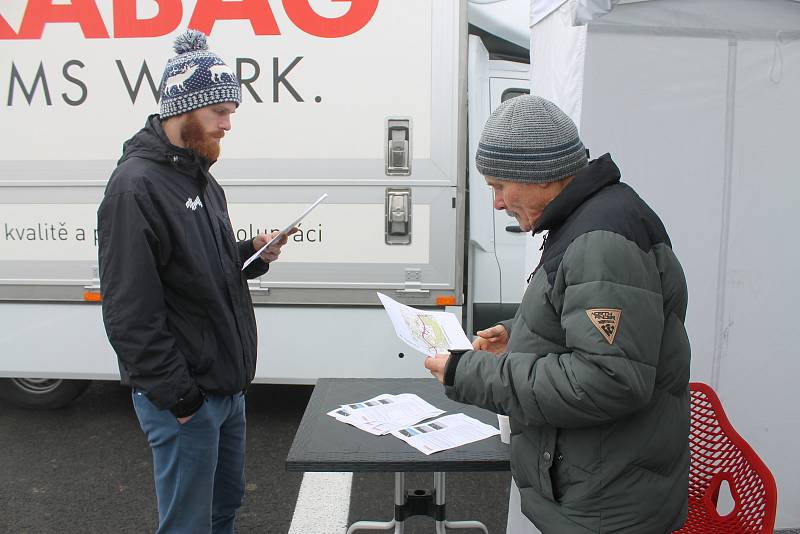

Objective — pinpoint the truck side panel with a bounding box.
[0,1,467,381]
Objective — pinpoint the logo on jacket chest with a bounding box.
[185,196,204,211]
[586,308,621,344]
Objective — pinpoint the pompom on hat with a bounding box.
[158,29,241,118]
[476,95,588,183]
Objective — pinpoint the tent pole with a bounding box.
[711,37,738,390]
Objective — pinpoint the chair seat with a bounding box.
[674,496,754,533]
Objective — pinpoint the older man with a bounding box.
[98,30,291,533]
[426,95,690,533]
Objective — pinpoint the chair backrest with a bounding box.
[687,382,777,533]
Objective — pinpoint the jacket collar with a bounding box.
[119,114,213,182]
[534,153,621,233]
[152,115,214,177]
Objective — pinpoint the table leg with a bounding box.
[434,472,489,534]
[346,520,398,534]
[348,471,489,534]
[346,472,405,534]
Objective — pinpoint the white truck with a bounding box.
[0,1,531,408]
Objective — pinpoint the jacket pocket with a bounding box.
[551,427,601,504]
[537,427,557,502]
[170,313,215,376]
[515,425,559,502]
[551,454,595,503]
[215,214,240,274]
[189,320,215,376]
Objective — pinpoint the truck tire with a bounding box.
[0,378,91,410]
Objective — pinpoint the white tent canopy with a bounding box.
[528,0,800,527]
[585,0,800,37]
[535,0,800,30]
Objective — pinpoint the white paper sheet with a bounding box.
[377,292,473,357]
[327,393,445,436]
[391,413,501,455]
[241,193,328,271]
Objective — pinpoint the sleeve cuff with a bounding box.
[238,240,270,278]
[169,385,204,418]
[444,350,466,387]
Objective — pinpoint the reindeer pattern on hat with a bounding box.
[209,64,235,83]
[164,63,199,96]
[158,30,242,118]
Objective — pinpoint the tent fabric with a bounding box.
[533,0,800,35]
[524,0,800,528]
[573,0,620,25]
[531,0,644,26]
[529,0,587,126]
[530,0,568,26]
[529,0,800,125]
[591,0,800,39]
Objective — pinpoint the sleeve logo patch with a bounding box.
[586,308,621,344]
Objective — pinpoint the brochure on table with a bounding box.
[328,393,500,454]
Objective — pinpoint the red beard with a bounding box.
[180,113,221,162]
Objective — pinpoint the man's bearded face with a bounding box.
[180,110,223,161]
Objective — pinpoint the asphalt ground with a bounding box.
[0,381,510,534]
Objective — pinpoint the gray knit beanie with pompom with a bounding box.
[158,29,241,118]
[476,95,588,183]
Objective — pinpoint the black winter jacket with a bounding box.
[98,115,269,417]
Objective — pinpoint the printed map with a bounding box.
[377,292,473,356]
[401,311,450,355]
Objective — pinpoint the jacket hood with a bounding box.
[118,114,212,177]
[535,153,621,232]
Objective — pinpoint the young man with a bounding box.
[98,30,288,533]
[425,95,691,533]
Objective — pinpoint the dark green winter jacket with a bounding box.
[445,154,690,533]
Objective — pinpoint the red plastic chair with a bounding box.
[673,382,777,533]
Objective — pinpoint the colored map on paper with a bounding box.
[378,292,473,356]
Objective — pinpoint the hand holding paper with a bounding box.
[242,193,328,271]
[251,229,297,263]
[424,354,450,384]
[377,292,472,357]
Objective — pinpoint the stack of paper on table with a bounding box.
[327,393,444,436]
[328,394,501,455]
[391,413,501,455]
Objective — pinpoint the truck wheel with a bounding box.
[0,378,91,410]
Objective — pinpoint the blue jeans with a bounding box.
[133,390,246,534]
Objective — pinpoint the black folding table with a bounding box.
[286,378,511,533]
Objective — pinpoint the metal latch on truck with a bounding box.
[385,187,412,245]
[385,118,411,176]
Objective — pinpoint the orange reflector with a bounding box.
[83,291,102,302]
[436,295,456,306]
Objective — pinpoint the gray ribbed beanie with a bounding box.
[476,95,588,183]
[159,30,241,118]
